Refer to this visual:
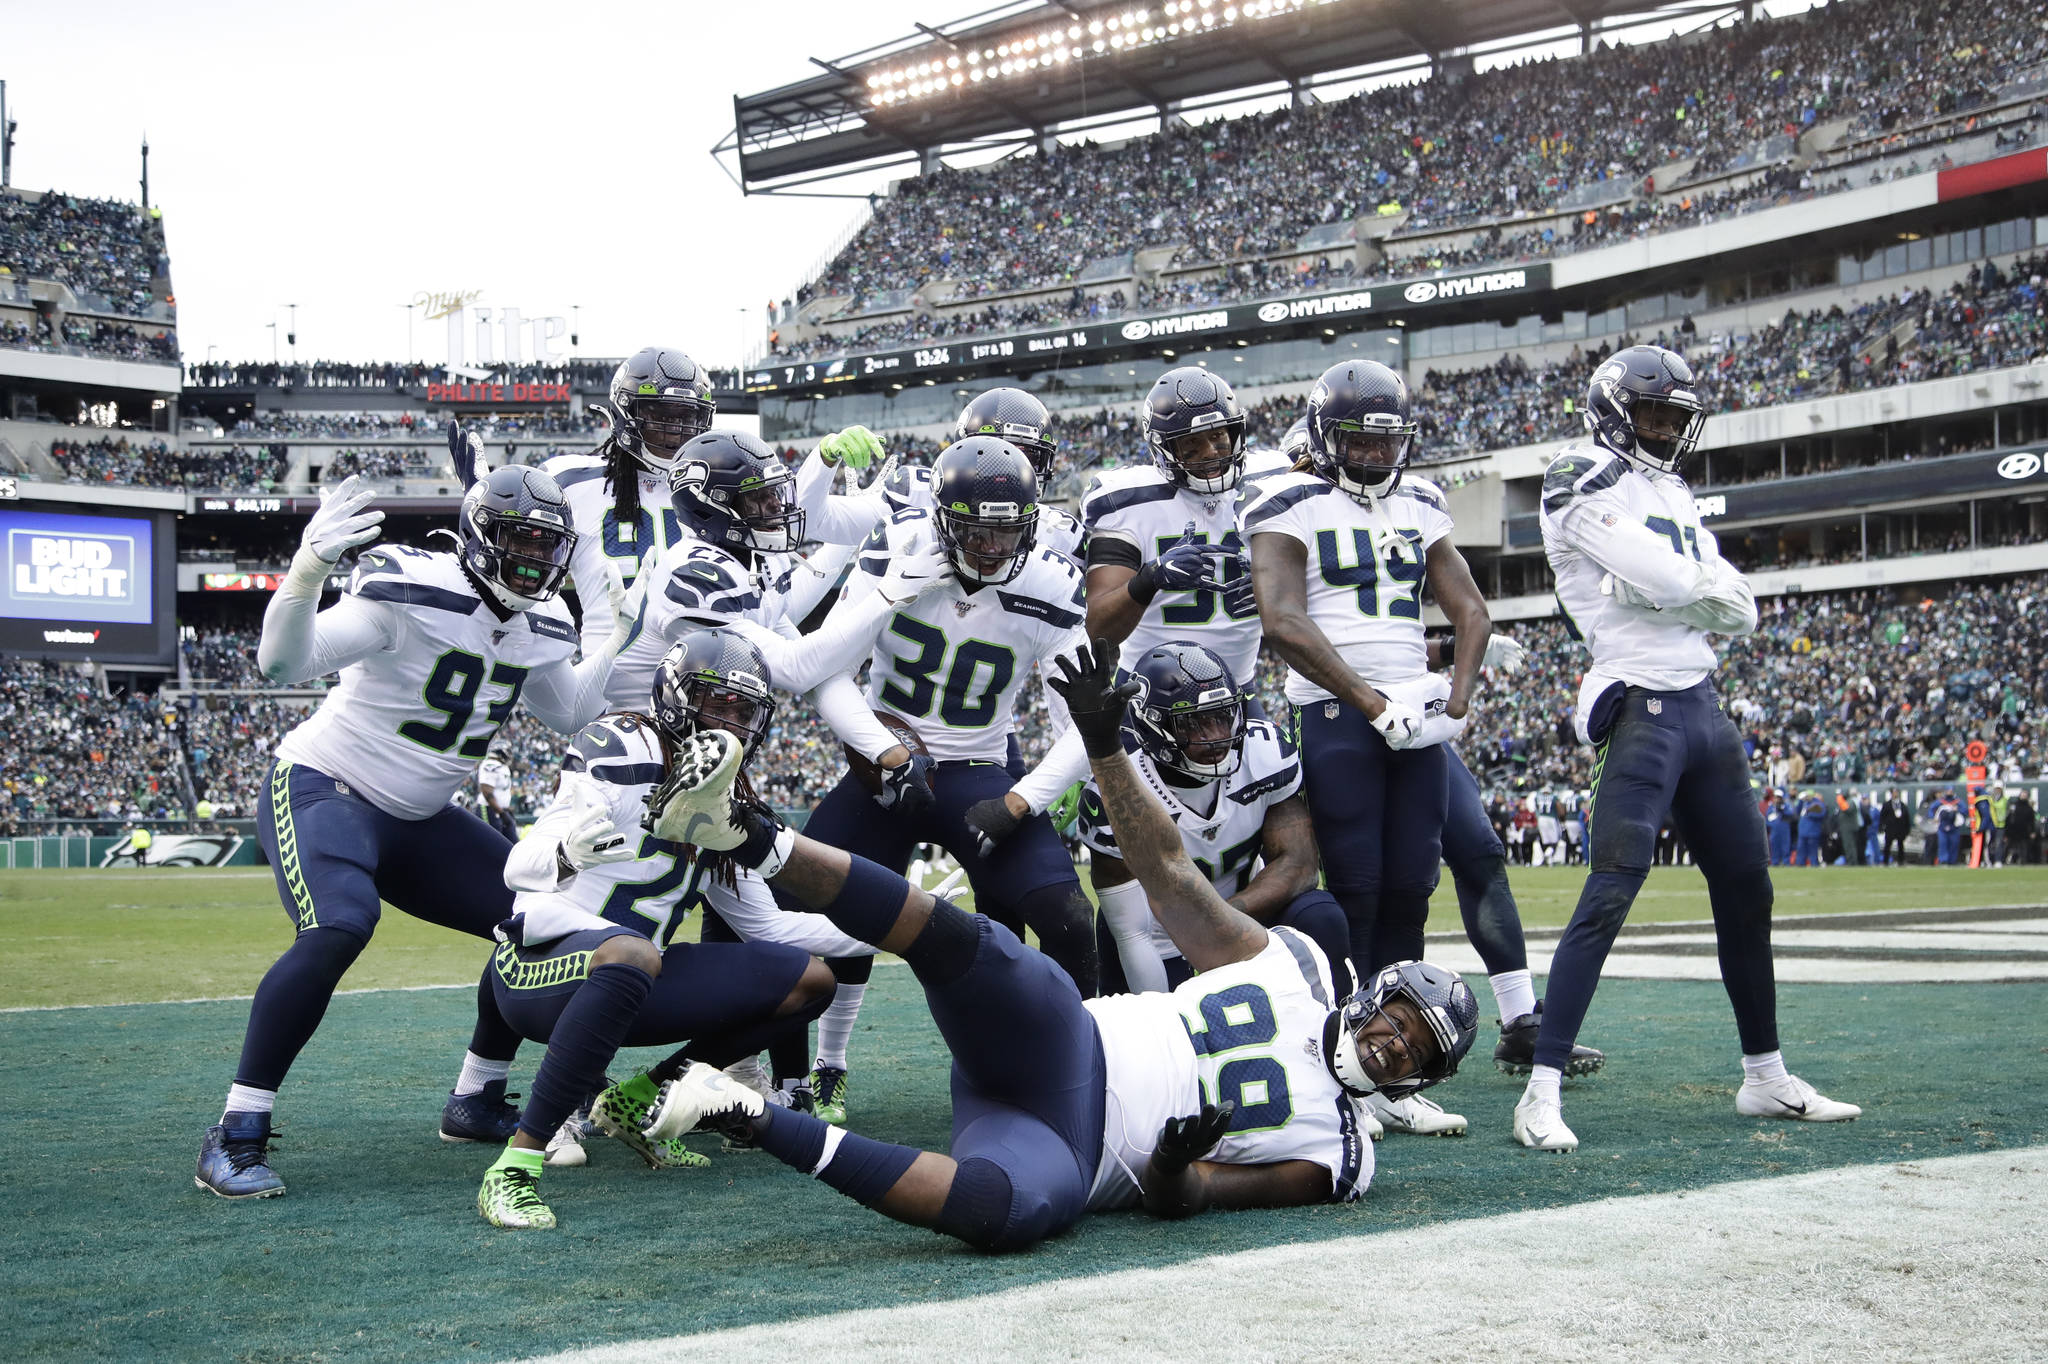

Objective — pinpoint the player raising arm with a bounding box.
[1519,345,1858,1152]
[626,640,1479,1251]
[198,467,641,1201]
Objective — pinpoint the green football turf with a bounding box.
[4,864,2044,1010]
[1,972,2042,1363]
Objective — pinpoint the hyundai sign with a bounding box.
[746,263,1552,393]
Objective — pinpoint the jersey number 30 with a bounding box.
[880,615,1016,728]
[400,650,529,758]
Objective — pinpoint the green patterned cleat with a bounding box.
[593,1072,708,1170]
[810,1065,850,1126]
[478,1153,555,1229]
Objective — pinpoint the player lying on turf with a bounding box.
[476,630,863,1229]
[632,641,1480,1251]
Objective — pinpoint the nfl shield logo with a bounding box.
[1647,698,1663,715]
[1324,702,1339,720]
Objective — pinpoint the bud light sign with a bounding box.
[2,509,154,626]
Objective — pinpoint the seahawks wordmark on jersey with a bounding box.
[542,454,689,658]
[1085,928,1370,1210]
[1540,441,1725,693]
[1237,472,1452,706]
[1075,716,1301,961]
[1082,450,1291,685]
[275,546,581,820]
[845,508,1087,764]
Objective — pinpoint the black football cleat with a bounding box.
[439,1078,522,1143]
[1495,1004,1605,1076]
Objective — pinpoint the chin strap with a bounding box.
[1322,1010,1378,1098]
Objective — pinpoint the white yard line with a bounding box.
[515,1147,2048,1364]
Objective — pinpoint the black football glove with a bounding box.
[1153,1102,1236,1174]
[964,795,1023,857]
[1126,522,1211,605]
[1213,546,1257,616]
[1046,638,1142,759]
[875,752,936,814]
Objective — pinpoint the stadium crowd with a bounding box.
[46,437,289,492]
[1,315,178,362]
[0,659,191,831]
[0,188,168,315]
[183,359,618,389]
[795,0,2045,308]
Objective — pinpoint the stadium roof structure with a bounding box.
[719,0,1757,194]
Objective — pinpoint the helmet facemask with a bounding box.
[1136,688,1245,782]
[726,469,807,552]
[653,657,776,762]
[1158,420,1248,495]
[936,501,1039,585]
[468,508,575,609]
[1321,418,1414,502]
[1323,963,1475,1100]
[624,395,715,473]
[1624,392,1705,473]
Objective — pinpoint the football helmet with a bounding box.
[603,347,716,475]
[1280,415,1312,463]
[669,431,806,555]
[1305,359,1417,503]
[1127,641,1246,782]
[651,628,777,762]
[1324,960,1479,1100]
[955,387,1056,480]
[930,436,1040,586]
[1144,366,1248,495]
[1583,344,1706,475]
[458,465,577,610]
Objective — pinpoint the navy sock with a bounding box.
[518,962,652,1145]
[753,1102,832,1171]
[817,854,916,948]
[753,1106,920,1206]
[234,927,365,1090]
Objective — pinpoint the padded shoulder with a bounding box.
[1540,442,1628,515]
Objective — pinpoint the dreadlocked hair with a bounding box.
[603,435,643,533]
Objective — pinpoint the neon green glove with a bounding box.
[818,424,884,470]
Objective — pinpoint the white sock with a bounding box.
[810,1123,849,1176]
[1489,969,1536,1024]
[453,1051,511,1097]
[223,1084,276,1119]
[1525,1063,1563,1104]
[1742,1050,1788,1083]
[814,982,866,1072]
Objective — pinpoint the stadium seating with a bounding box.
[772,0,2043,362]
[0,188,169,316]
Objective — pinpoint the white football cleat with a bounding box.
[646,731,746,850]
[1736,1073,1862,1123]
[1367,1091,1467,1137]
[643,1061,765,1142]
[1513,1089,1579,1152]
[542,1117,587,1168]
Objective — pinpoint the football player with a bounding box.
[1521,345,1858,1151]
[1080,367,1290,690]
[794,387,1085,562]
[1242,359,1491,991]
[799,436,1100,1000]
[1075,641,1350,1000]
[631,640,1478,1250]
[616,429,951,1116]
[475,629,865,1228]
[197,467,640,1200]
[476,744,518,841]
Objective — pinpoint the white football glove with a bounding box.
[559,803,633,874]
[302,475,384,563]
[879,536,952,605]
[1371,700,1425,750]
[1599,572,1661,612]
[602,561,653,660]
[1483,631,1527,675]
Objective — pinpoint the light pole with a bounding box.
[403,303,414,364]
[266,321,277,363]
[287,303,298,365]
[571,305,581,354]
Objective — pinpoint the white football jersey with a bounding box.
[842,509,1088,763]
[1540,441,1724,691]
[1076,714,1300,904]
[1080,451,1291,688]
[276,545,581,820]
[477,757,512,806]
[542,453,689,659]
[1238,472,1452,705]
[1085,927,1371,1211]
[603,537,800,712]
[509,711,710,946]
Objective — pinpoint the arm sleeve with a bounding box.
[1557,496,1719,608]
[257,574,396,684]
[704,872,876,958]
[796,449,890,546]
[810,672,899,764]
[567,524,617,662]
[1668,560,1759,636]
[517,652,617,735]
[727,586,897,695]
[1096,876,1172,994]
[782,542,856,623]
[1008,625,1088,812]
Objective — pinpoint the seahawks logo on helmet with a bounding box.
[604,347,716,475]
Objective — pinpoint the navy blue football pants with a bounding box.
[1441,745,1528,977]
[234,760,520,1092]
[1095,888,1354,998]
[1294,700,1447,974]
[1535,683,1777,1071]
